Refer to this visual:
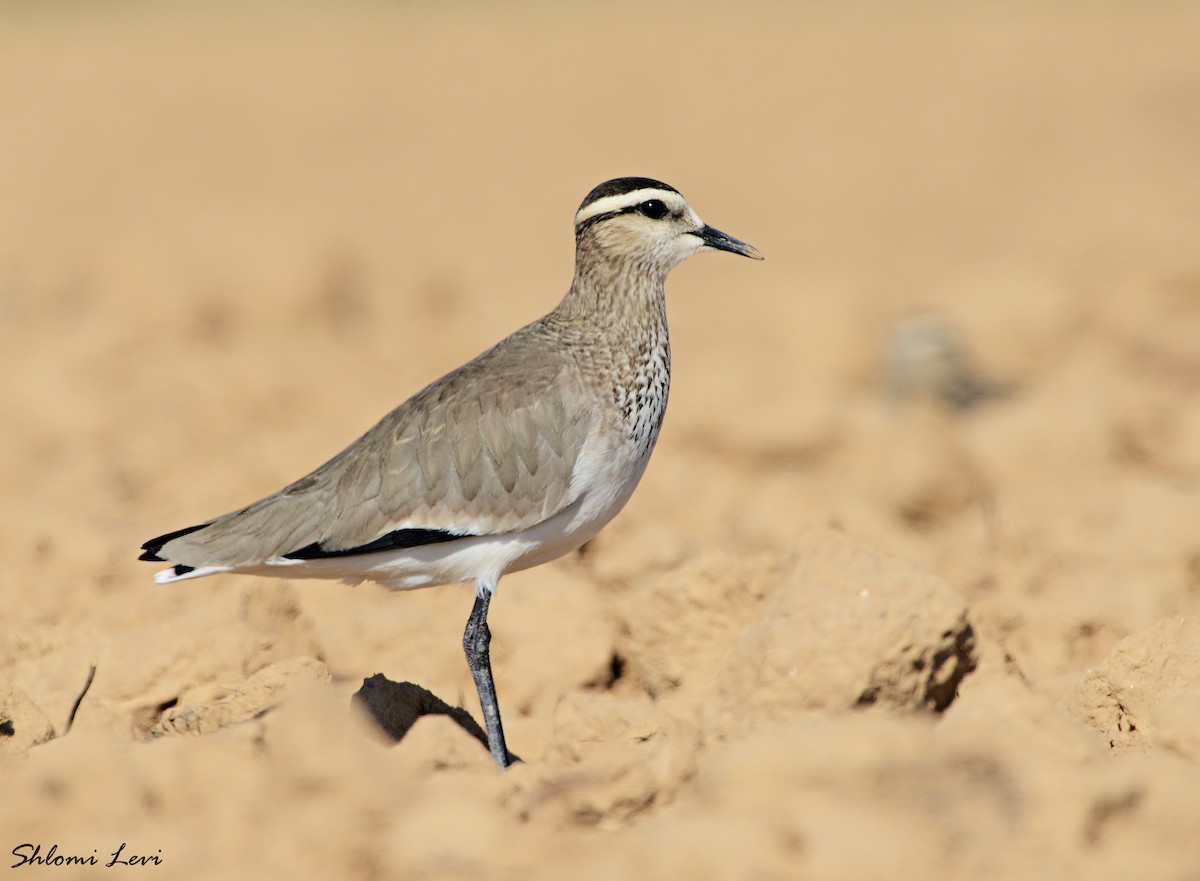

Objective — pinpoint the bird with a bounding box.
[139,177,762,768]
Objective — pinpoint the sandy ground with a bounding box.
[3,2,1200,878]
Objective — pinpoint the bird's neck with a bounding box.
[555,248,669,335]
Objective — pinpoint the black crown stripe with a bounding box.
[577,177,679,213]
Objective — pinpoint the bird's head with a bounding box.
[573,177,762,275]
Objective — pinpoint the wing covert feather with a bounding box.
[155,326,599,568]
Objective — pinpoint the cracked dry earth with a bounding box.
[4,4,1200,879]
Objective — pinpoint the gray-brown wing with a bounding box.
[144,329,598,569]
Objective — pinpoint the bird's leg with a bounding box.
[463,590,514,769]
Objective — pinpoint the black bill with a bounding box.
[693,224,764,260]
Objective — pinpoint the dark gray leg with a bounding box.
[463,591,514,769]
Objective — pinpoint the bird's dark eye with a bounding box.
[638,200,668,220]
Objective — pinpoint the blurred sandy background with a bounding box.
[3,1,1200,878]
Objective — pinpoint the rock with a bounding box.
[714,530,977,736]
[0,685,57,757]
[1067,616,1200,752]
[148,656,331,737]
[615,531,977,741]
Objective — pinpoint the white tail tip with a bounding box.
[155,564,233,585]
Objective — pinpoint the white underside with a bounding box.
[156,430,657,595]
